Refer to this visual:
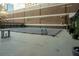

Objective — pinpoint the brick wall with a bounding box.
[40,16,66,24]
[25,18,40,24]
[25,9,40,16]
[6,3,79,25]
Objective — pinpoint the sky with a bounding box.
[13,3,25,10]
[0,0,78,3]
[0,0,31,12]
[4,3,25,13]
[4,3,40,12]
[0,0,43,3]
[0,0,79,13]
[0,0,27,3]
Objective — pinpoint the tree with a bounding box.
[0,4,8,28]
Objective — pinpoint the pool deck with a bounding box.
[0,29,79,56]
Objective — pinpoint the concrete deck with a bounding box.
[0,29,79,56]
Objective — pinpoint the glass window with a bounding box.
[5,3,14,13]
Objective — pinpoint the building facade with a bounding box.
[6,3,79,27]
